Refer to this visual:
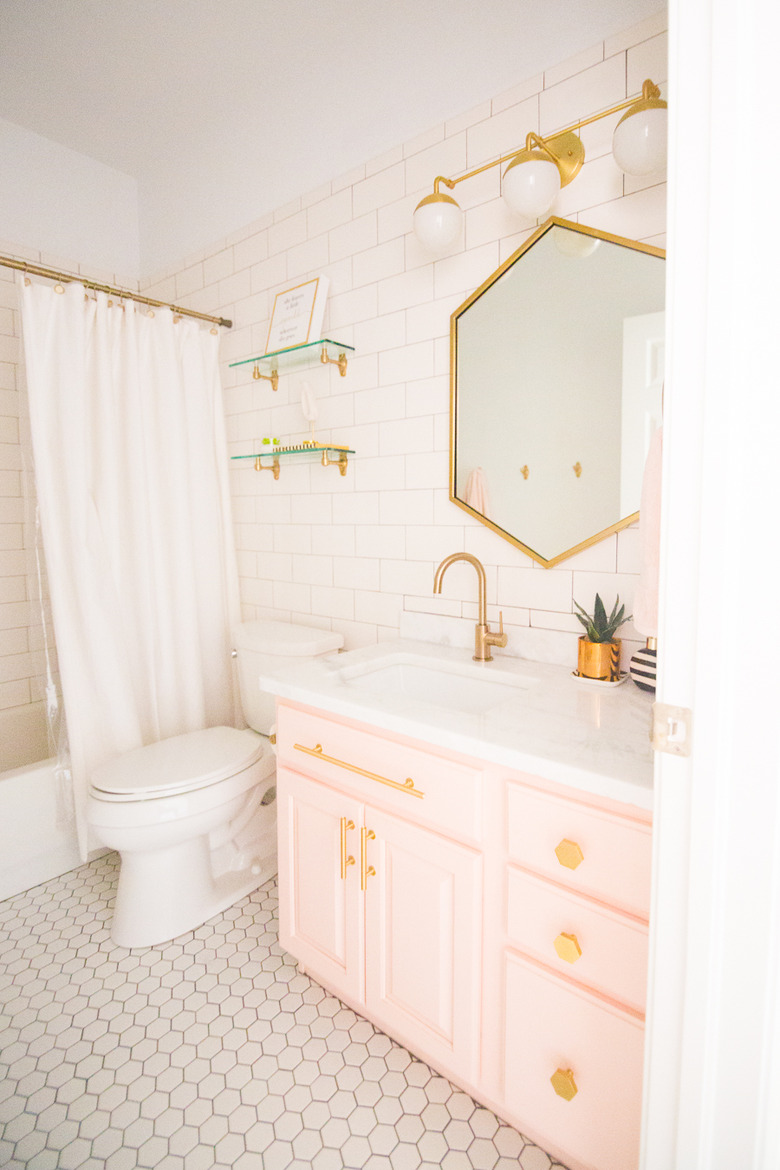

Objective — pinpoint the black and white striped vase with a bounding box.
[629,637,657,692]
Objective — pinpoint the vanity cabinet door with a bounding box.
[363,807,482,1085]
[277,766,364,1004]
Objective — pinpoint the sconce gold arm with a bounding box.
[294,743,425,799]
[360,827,376,890]
[423,79,664,199]
[253,365,279,391]
[340,817,356,880]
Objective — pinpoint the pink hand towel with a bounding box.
[633,426,663,636]
[464,467,491,518]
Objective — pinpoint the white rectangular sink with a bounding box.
[335,652,533,715]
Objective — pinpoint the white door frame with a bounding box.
[642,2,780,1167]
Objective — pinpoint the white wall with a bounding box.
[143,12,668,670]
[0,118,140,279]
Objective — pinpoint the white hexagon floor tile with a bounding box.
[0,854,570,1170]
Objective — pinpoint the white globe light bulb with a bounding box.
[502,152,561,220]
[612,103,668,176]
[413,193,463,253]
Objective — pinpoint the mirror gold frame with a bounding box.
[449,217,665,568]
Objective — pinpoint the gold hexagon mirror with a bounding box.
[450,217,665,567]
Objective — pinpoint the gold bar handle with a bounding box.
[361,827,376,891]
[339,817,355,880]
[550,1068,578,1101]
[294,743,425,800]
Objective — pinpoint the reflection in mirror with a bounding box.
[451,218,665,567]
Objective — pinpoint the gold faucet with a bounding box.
[433,552,508,662]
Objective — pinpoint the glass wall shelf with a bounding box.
[231,443,355,479]
[228,338,355,389]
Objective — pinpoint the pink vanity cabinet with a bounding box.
[275,699,652,1170]
[275,702,484,1087]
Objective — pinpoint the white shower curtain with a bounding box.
[20,279,241,857]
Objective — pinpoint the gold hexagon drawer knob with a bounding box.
[551,1067,578,1101]
[555,838,584,870]
[553,931,582,964]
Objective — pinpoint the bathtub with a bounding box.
[0,701,82,902]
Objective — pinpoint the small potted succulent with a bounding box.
[573,593,632,681]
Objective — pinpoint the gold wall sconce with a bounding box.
[413,79,667,252]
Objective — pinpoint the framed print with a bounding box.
[265,275,329,352]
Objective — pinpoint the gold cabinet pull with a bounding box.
[339,817,356,880]
[555,838,584,870]
[294,743,424,799]
[550,1067,578,1101]
[553,932,582,964]
[360,827,376,891]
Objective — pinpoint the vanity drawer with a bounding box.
[506,779,651,918]
[276,704,483,844]
[504,952,644,1170]
[506,867,648,1014]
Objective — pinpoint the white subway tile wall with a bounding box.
[0,16,667,725]
[0,263,45,718]
[141,17,666,666]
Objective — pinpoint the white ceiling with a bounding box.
[0,0,665,273]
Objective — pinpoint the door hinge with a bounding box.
[651,703,692,756]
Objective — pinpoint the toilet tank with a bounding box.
[233,620,343,735]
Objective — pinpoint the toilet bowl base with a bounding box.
[110,836,277,949]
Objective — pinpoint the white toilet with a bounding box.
[86,620,342,948]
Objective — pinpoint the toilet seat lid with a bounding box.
[90,726,266,799]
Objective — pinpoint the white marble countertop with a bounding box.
[260,640,655,811]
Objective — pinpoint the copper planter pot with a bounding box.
[577,637,621,681]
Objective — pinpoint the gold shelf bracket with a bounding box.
[321,449,349,476]
[320,347,349,376]
[254,455,280,479]
[253,365,279,391]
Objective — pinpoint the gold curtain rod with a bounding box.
[0,254,233,329]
